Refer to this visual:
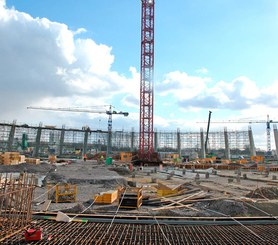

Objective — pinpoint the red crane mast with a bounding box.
[139,0,155,160]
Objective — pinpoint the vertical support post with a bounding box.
[154,129,158,152]
[33,122,42,157]
[177,128,181,157]
[224,127,231,160]
[131,127,135,152]
[83,129,89,155]
[200,128,206,158]
[7,120,16,152]
[248,125,256,157]
[273,124,278,160]
[59,125,65,157]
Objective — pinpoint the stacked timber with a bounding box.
[142,187,212,211]
[25,158,40,165]
[0,152,26,165]
[152,189,210,212]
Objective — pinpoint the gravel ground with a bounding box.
[1,160,278,217]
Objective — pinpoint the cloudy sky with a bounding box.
[1,0,278,149]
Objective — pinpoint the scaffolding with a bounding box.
[0,121,250,158]
[0,173,36,242]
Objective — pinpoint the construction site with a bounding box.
[1,0,278,244]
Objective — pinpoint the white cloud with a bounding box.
[156,71,277,112]
[0,2,138,127]
[156,71,211,99]
[196,67,208,74]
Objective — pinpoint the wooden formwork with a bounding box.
[94,190,118,204]
[0,173,36,242]
[118,187,143,209]
[47,184,77,203]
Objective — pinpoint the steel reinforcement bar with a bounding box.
[2,219,278,244]
[0,173,36,242]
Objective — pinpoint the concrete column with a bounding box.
[224,127,231,160]
[154,129,158,152]
[177,128,181,157]
[273,124,278,159]
[33,122,42,157]
[83,130,89,155]
[59,125,65,157]
[131,127,135,151]
[200,128,206,158]
[106,131,112,157]
[7,120,16,152]
[248,126,256,157]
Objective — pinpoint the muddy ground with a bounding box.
[1,159,278,217]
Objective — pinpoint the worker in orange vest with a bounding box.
[83,154,87,162]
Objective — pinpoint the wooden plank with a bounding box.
[41,200,52,212]
[152,191,205,211]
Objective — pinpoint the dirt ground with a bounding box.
[1,159,278,217]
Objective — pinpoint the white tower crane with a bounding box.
[27,105,129,157]
[200,115,278,154]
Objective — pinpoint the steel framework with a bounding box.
[139,0,155,160]
[0,122,253,158]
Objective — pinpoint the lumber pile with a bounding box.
[0,152,40,165]
[152,190,209,211]
[25,158,40,165]
[0,152,26,165]
[143,185,212,211]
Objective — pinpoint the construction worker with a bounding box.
[83,154,87,162]
[100,155,104,164]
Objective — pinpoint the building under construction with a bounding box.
[1,121,274,160]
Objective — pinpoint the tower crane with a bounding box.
[27,105,128,157]
[139,0,155,161]
[202,115,278,154]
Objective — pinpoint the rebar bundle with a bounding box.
[0,173,36,242]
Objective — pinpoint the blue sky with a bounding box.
[1,0,278,149]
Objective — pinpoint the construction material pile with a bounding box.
[0,151,40,165]
[246,187,278,199]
